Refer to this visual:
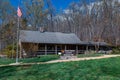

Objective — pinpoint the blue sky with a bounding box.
[50,0,79,9]
[10,0,92,8]
[10,0,95,11]
[10,0,79,9]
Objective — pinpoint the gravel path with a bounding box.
[45,55,120,63]
[0,55,120,67]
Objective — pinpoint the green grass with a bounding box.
[0,54,106,65]
[77,53,103,58]
[20,55,60,63]
[0,58,15,65]
[1,57,120,80]
[0,55,59,65]
[0,54,103,65]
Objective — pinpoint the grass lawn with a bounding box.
[0,57,120,80]
[0,58,15,65]
[20,55,60,63]
[77,53,103,58]
[0,55,60,65]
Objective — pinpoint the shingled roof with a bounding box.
[82,41,108,46]
[20,30,109,46]
[20,30,81,44]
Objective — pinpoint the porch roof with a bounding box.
[20,30,109,46]
[81,41,108,46]
[20,30,82,44]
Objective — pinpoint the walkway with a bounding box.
[46,55,120,63]
[0,55,120,67]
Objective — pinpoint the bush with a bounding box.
[2,44,17,58]
[112,47,120,54]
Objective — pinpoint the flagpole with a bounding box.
[16,15,20,63]
[16,0,21,63]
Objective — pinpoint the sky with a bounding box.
[10,0,94,11]
[10,0,79,8]
[50,0,79,9]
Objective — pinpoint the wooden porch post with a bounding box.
[55,45,57,55]
[86,45,88,51]
[85,45,88,54]
[65,45,67,50]
[45,44,47,55]
[76,45,78,54]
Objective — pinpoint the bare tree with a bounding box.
[23,0,48,30]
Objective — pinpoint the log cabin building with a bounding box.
[20,30,110,57]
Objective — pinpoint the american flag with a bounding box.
[17,7,22,17]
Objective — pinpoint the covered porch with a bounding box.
[21,43,79,56]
